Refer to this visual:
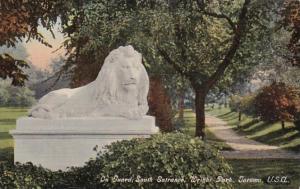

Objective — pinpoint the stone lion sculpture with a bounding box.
[29,45,149,120]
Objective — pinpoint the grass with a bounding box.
[207,107,300,152]
[0,107,28,160]
[229,159,300,189]
[181,109,232,150]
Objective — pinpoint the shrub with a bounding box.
[95,133,233,189]
[229,94,256,116]
[0,161,104,189]
[254,82,299,129]
[240,94,256,115]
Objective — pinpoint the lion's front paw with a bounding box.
[29,105,60,119]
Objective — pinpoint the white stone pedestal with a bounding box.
[10,116,159,171]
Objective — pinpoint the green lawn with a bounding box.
[207,107,300,152]
[181,109,232,150]
[229,159,300,189]
[0,107,28,161]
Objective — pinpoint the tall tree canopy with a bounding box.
[64,0,279,138]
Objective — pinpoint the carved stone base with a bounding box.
[10,116,159,171]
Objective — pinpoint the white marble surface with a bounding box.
[10,116,159,171]
[10,46,159,171]
[29,45,149,120]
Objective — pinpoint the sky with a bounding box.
[24,25,65,70]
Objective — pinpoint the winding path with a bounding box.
[205,114,300,159]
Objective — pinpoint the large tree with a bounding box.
[66,0,279,138]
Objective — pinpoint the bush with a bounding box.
[96,133,233,189]
[229,94,256,116]
[254,82,299,127]
[0,162,59,189]
[240,94,256,115]
[0,133,232,189]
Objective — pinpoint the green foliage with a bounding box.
[229,94,256,115]
[0,88,9,106]
[240,94,256,115]
[0,162,83,189]
[0,54,29,86]
[229,95,242,112]
[96,133,232,189]
[0,83,36,107]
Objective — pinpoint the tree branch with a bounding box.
[196,0,237,33]
[205,0,251,90]
[157,47,186,77]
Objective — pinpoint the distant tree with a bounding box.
[6,86,36,107]
[0,87,9,106]
[254,82,299,129]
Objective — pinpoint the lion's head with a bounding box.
[93,45,149,107]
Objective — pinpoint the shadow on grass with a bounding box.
[0,118,16,125]
[253,127,300,145]
[217,113,237,121]
[239,121,270,135]
[240,119,260,130]
[224,116,239,121]
[0,132,12,140]
[0,147,13,163]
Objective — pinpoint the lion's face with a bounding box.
[116,56,140,92]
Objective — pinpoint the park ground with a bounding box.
[1,107,300,188]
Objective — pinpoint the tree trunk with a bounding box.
[178,90,185,120]
[195,89,206,139]
[238,111,242,122]
[224,95,228,108]
[281,120,285,130]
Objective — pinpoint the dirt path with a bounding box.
[206,114,300,159]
